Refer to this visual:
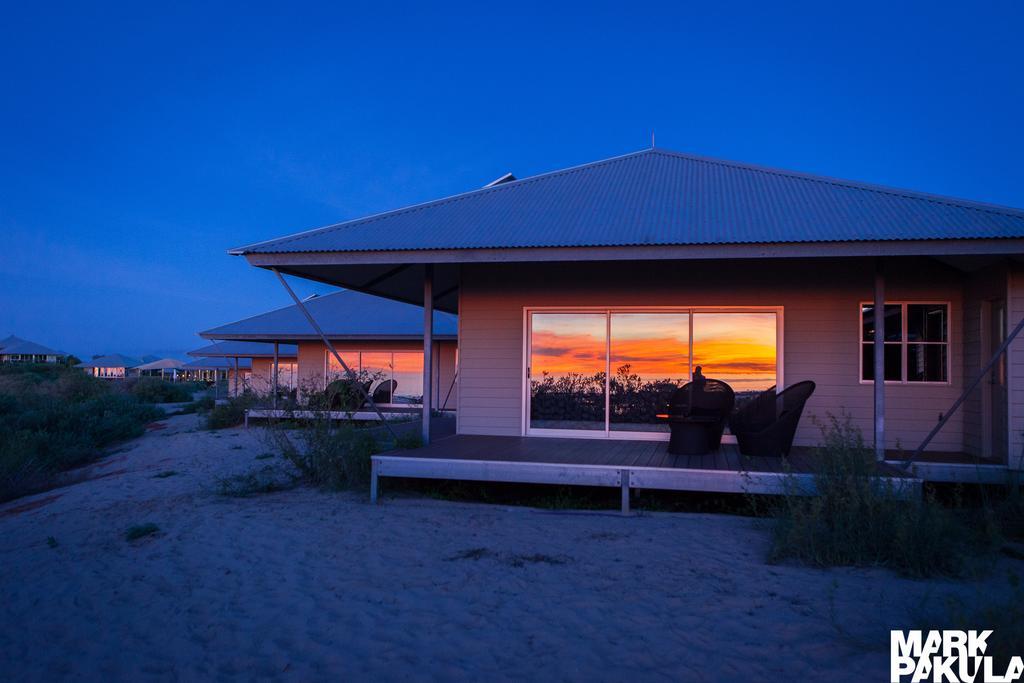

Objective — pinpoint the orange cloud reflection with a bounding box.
[531,313,777,391]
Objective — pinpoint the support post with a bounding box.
[620,469,630,515]
[272,342,279,409]
[422,264,434,445]
[370,460,379,503]
[873,261,886,462]
[272,269,398,440]
[233,357,239,397]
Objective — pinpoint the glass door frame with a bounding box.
[522,305,785,441]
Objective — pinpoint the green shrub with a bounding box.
[265,418,379,490]
[205,394,257,430]
[130,377,195,403]
[178,395,215,415]
[0,365,162,502]
[768,413,991,578]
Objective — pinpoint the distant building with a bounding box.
[187,341,293,396]
[134,358,187,380]
[0,336,65,364]
[198,289,457,407]
[180,355,249,384]
[0,335,67,364]
[75,354,142,379]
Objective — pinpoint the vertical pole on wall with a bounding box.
[422,264,434,445]
[873,260,886,462]
[421,264,434,446]
[233,357,239,397]
[272,342,279,409]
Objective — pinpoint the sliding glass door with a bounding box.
[528,313,607,431]
[527,308,779,438]
[610,313,690,433]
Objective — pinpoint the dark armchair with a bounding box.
[371,379,397,405]
[728,381,816,457]
[664,368,735,453]
[326,379,372,412]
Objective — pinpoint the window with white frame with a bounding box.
[327,351,424,405]
[527,307,780,436]
[861,302,949,383]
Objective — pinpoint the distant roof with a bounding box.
[199,289,457,342]
[76,354,142,369]
[232,148,1024,255]
[188,341,298,358]
[0,335,66,357]
[134,358,187,371]
[182,357,252,370]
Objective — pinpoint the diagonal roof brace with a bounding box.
[273,268,399,441]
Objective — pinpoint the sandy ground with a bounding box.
[0,414,1016,681]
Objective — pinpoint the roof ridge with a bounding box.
[230,149,652,253]
[648,148,1024,220]
[232,147,1024,255]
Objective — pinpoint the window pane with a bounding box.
[360,352,395,402]
[609,313,690,433]
[862,343,902,381]
[692,312,777,404]
[908,344,947,382]
[279,362,298,390]
[907,304,948,342]
[392,353,424,404]
[530,313,607,430]
[326,351,362,384]
[862,304,903,342]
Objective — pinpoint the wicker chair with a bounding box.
[372,379,396,405]
[326,379,372,411]
[728,381,816,457]
[665,369,735,453]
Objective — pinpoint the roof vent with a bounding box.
[483,172,516,188]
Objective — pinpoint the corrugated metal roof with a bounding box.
[182,357,252,370]
[76,354,142,369]
[199,289,457,340]
[187,341,299,358]
[0,335,66,356]
[234,148,1024,254]
[134,358,187,371]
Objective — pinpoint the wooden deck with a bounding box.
[245,408,422,426]
[371,435,922,511]
[884,452,1013,484]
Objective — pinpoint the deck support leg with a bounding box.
[370,460,379,504]
[620,469,630,515]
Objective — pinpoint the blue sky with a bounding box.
[1,1,1022,359]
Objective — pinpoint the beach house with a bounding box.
[228,148,1024,503]
[198,289,458,409]
[0,336,67,364]
[186,341,286,396]
[76,354,143,379]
